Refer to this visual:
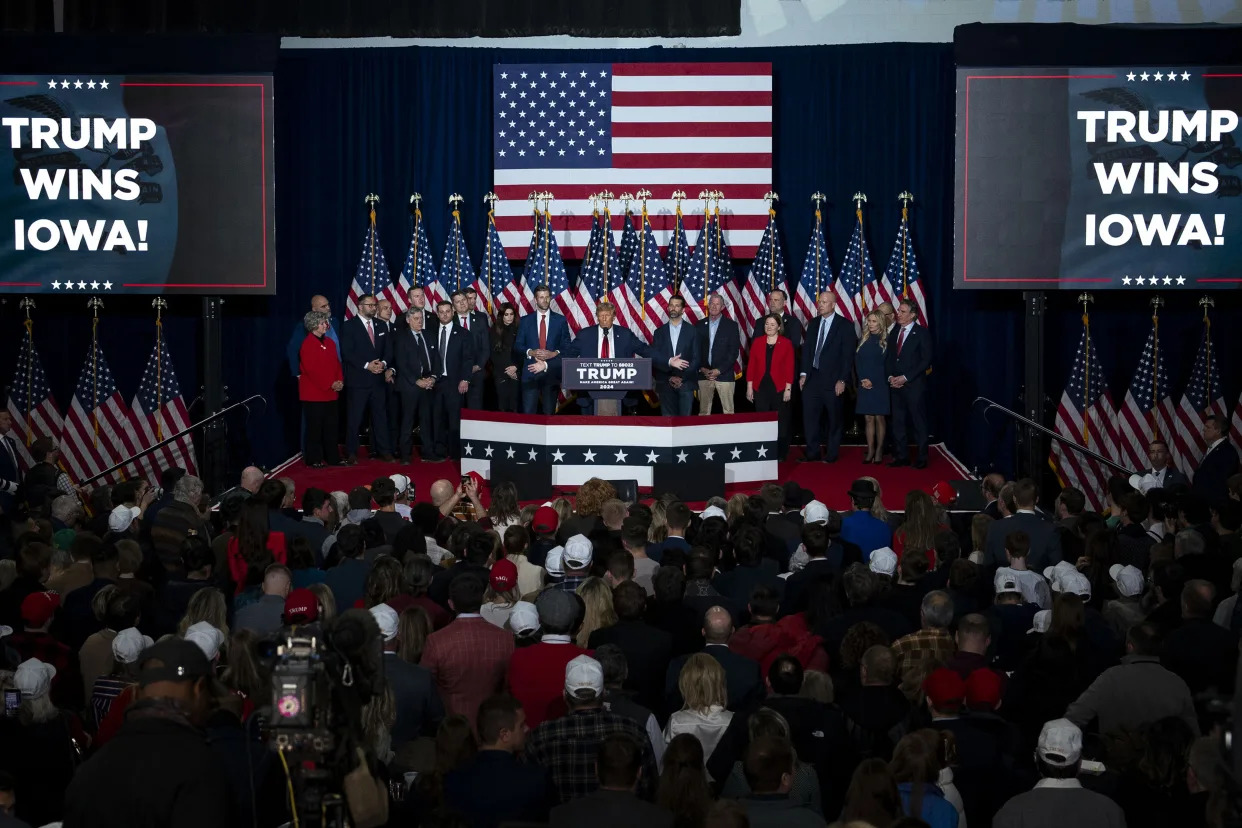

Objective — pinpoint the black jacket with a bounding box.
[589,619,673,715]
[666,643,762,714]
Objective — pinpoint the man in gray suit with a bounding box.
[983,478,1062,571]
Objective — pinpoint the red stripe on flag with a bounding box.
[612,122,773,138]
[614,63,773,76]
[612,152,772,169]
[612,91,772,107]
[494,184,774,202]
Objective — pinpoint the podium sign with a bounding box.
[562,358,652,391]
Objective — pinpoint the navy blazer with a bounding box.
[1152,466,1190,489]
[455,310,491,372]
[572,324,647,360]
[339,316,393,388]
[1193,441,1241,501]
[431,322,476,387]
[697,316,741,373]
[884,322,933,385]
[800,312,857,388]
[649,320,701,382]
[513,309,573,384]
[391,327,438,389]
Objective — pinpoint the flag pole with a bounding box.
[584,193,600,287]
[87,297,104,447]
[484,192,498,315]
[1079,292,1094,445]
[542,191,553,283]
[18,297,35,446]
[898,191,914,298]
[637,190,652,318]
[410,193,423,293]
[853,192,868,312]
[1150,296,1163,439]
[698,191,711,308]
[449,193,464,291]
[764,191,778,292]
[152,298,168,440]
[600,191,615,295]
[1200,296,1215,387]
[365,194,379,297]
[811,193,825,297]
[671,190,686,293]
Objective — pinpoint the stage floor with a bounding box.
[271,442,974,512]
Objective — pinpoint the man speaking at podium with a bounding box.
[575,301,647,415]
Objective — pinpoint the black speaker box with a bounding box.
[490,459,553,500]
[653,462,725,502]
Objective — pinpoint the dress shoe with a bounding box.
[913,459,928,469]
[797,455,818,463]
[308,461,326,469]
[340,456,358,466]
[888,458,910,468]
[824,455,838,463]
[377,454,397,463]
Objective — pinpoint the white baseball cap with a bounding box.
[993,568,1023,596]
[1054,570,1092,598]
[112,627,154,664]
[544,546,566,577]
[14,657,56,700]
[108,505,141,533]
[800,500,831,525]
[389,474,411,496]
[1108,564,1145,598]
[1042,561,1078,588]
[869,547,898,577]
[508,601,540,636]
[563,534,593,570]
[184,621,226,661]
[1037,718,1083,767]
[370,603,399,642]
[564,655,604,697]
[700,505,727,521]
[1029,609,1052,634]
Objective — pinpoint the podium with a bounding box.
[459,410,779,491]
[562,357,652,416]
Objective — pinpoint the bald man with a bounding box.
[239,466,264,494]
[877,301,896,337]
[664,604,763,712]
[287,294,340,377]
[234,563,292,636]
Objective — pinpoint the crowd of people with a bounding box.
[0,447,1240,828]
[287,285,933,465]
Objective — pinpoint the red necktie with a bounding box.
[897,327,907,355]
[366,319,375,347]
[463,315,469,331]
[539,314,547,351]
[602,329,610,358]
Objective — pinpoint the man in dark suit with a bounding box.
[885,298,933,468]
[445,695,551,828]
[665,605,762,712]
[1148,439,1190,489]
[696,292,741,415]
[392,308,440,462]
[0,410,20,514]
[453,289,490,411]
[405,285,438,332]
[430,300,475,461]
[510,284,573,414]
[573,301,647,415]
[799,292,857,462]
[588,581,672,714]
[649,295,700,416]
[749,288,803,352]
[548,733,672,828]
[340,293,395,463]
[1193,415,1240,502]
[983,478,1063,571]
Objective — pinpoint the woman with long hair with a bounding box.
[287,535,326,588]
[893,490,948,567]
[648,499,670,544]
[969,513,993,564]
[841,758,902,826]
[889,730,959,828]
[491,302,520,412]
[665,654,733,767]
[487,481,523,532]
[860,476,891,524]
[307,582,337,624]
[746,312,795,461]
[397,606,433,664]
[502,525,543,596]
[855,310,891,463]
[412,715,478,814]
[364,556,408,610]
[177,586,230,638]
[574,576,617,647]
[725,493,750,527]
[227,500,287,596]
[657,733,715,828]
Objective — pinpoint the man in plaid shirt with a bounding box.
[524,655,658,805]
[890,590,956,699]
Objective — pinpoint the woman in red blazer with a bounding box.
[298,310,344,468]
[746,313,795,460]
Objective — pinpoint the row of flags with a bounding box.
[5,320,196,488]
[343,198,932,348]
[1051,306,1242,510]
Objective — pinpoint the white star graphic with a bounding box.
[484,444,494,457]
[1176,276,1186,285]
[520,71,528,79]
[557,149,565,156]
[506,446,516,459]
[500,71,508,79]
[1121,276,1132,285]
[703,448,715,460]
[730,446,742,460]
[570,80,577,87]
[1126,72,1136,81]
[1148,275,1159,285]
[600,70,608,77]
[90,280,99,289]
[674,450,687,463]
[580,70,587,77]
[613,448,629,462]
[463,443,474,456]
[1140,72,1150,81]
[552,449,565,462]
[538,149,545,156]
[47,79,56,88]
[528,448,538,460]
[598,148,605,155]
[578,149,585,155]
[518,150,525,156]
[1181,72,1191,81]
[583,449,597,462]
[77,280,86,289]
[540,71,547,78]
[756,446,768,458]
[51,280,61,289]
[1154,72,1163,81]
[1166,70,1177,80]
[646,450,659,463]
[61,80,69,88]
[1162,276,1172,285]
[498,150,506,157]
[74,79,84,89]
[539,91,546,98]
[559,71,567,78]
[99,80,108,89]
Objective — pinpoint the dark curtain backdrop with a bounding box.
[3,40,1239,486]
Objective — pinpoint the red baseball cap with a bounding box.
[283,588,320,624]
[964,668,1004,710]
[922,668,966,712]
[21,591,61,627]
[532,505,559,534]
[490,559,519,593]
[930,481,958,507]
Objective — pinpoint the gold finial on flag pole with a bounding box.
[483,192,498,211]
[410,192,422,211]
[811,193,826,295]
[619,192,634,215]
[811,192,825,211]
[636,189,652,207]
[764,191,779,210]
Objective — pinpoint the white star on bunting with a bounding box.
[505,446,516,459]
[528,448,538,460]
[756,446,768,458]
[463,443,473,456]
[614,449,628,462]
[551,449,565,462]
[484,445,494,457]
[704,448,715,460]
[583,449,596,463]
[646,450,659,464]
[730,447,742,460]
[676,450,688,463]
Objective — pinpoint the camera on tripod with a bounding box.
[266,632,338,756]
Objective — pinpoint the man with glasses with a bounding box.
[341,294,395,463]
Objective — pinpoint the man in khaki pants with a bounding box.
[695,293,741,415]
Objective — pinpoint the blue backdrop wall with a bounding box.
[2,39,1238,487]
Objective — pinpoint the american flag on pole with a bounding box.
[684,209,741,326]
[739,207,787,340]
[345,202,392,321]
[61,339,144,486]
[441,206,476,299]
[882,204,928,328]
[1049,313,1121,511]
[491,63,773,258]
[5,321,63,471]
[393,203,441,314]
[533,207,585,334]
[608,211,647,339]
[666,205,694,300]
[1172,314,1227,480]
[629,207,673,341]
[576,211,612,315]
[499,212,537,316]
[1230,391,1242,458]
[793,207,831,328]
[834,210,874,336]
[1116,312,1176,474]
[616,210,640,288]
[130,327,197,484]
[481,208,521,318]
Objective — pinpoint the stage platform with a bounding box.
[271,442,975,512]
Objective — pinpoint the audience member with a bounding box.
[508,588,592,727]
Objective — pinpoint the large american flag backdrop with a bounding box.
[492,62,773,259]
[460,411,778,487]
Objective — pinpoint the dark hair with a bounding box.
[594,643,628,686]
[605,551,635,582]
[620,516,649,550]
[748,584,781,618]
[666,502,692,531]
[842,563,875,607]
[768,654,804,696]
[658,734,713,828]
[1179,493,1211,526]
[732,523,763,566]
[1048,592,1086,651]
[370,477,397,507]
[900,548,930,582]
[301,487,330,516]
[257,479,287,509]
[101,589,141,630]
[1127,622,1161,656]
[1215,499,1242,532]
[465,533,495,566]
[653,565,685,603]
[335,524,365,559]
[488,481,521,525]
[348,487,372,511]
[392,524,428,563]
[365,557,406,607]
[842,758,902,827]
[802,523,830,558]
[411,502,442,535]
[359,518,386,549]
[1004,530,1031,559]
[236,501,275,586]
[17,542,52,578]
[180,533,214,573]
[1117,491,1149,523]
[404,555,436,597]
[287,535,316,570]
[933,530,960,566]
[70,531,103,562]
[502,525,529,559]
[597,733,643,788]
[685,550,714,581]
[476,694,523,745]
[744,735,794,793]
[496,302,518,324]
[612,580,647,621]
[448,574,485,614]
[30,437,55,463]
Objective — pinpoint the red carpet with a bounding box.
[273,443,973,512]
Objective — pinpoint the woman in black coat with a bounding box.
[491,302,520,412]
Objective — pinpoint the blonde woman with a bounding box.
[861,476,891,524]
[177,586,230,638]
[307,582,337,624]
[575,576,617,647]
[725,493,750,526]
[649,499,670,544]
[664,653,733,765]
[856,311,890,463]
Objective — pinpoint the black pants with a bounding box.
[753,379,790,460]
[521,379,558,415]
[466,374,485,411]
[432,381,465,459]
[303,400,340,465]
[802,379,844,460]
[397,385,434,460]
[494,372,518,412]
[891,380,929,462]
[344,380,392,457]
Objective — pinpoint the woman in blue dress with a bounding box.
[855,310,890,463]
